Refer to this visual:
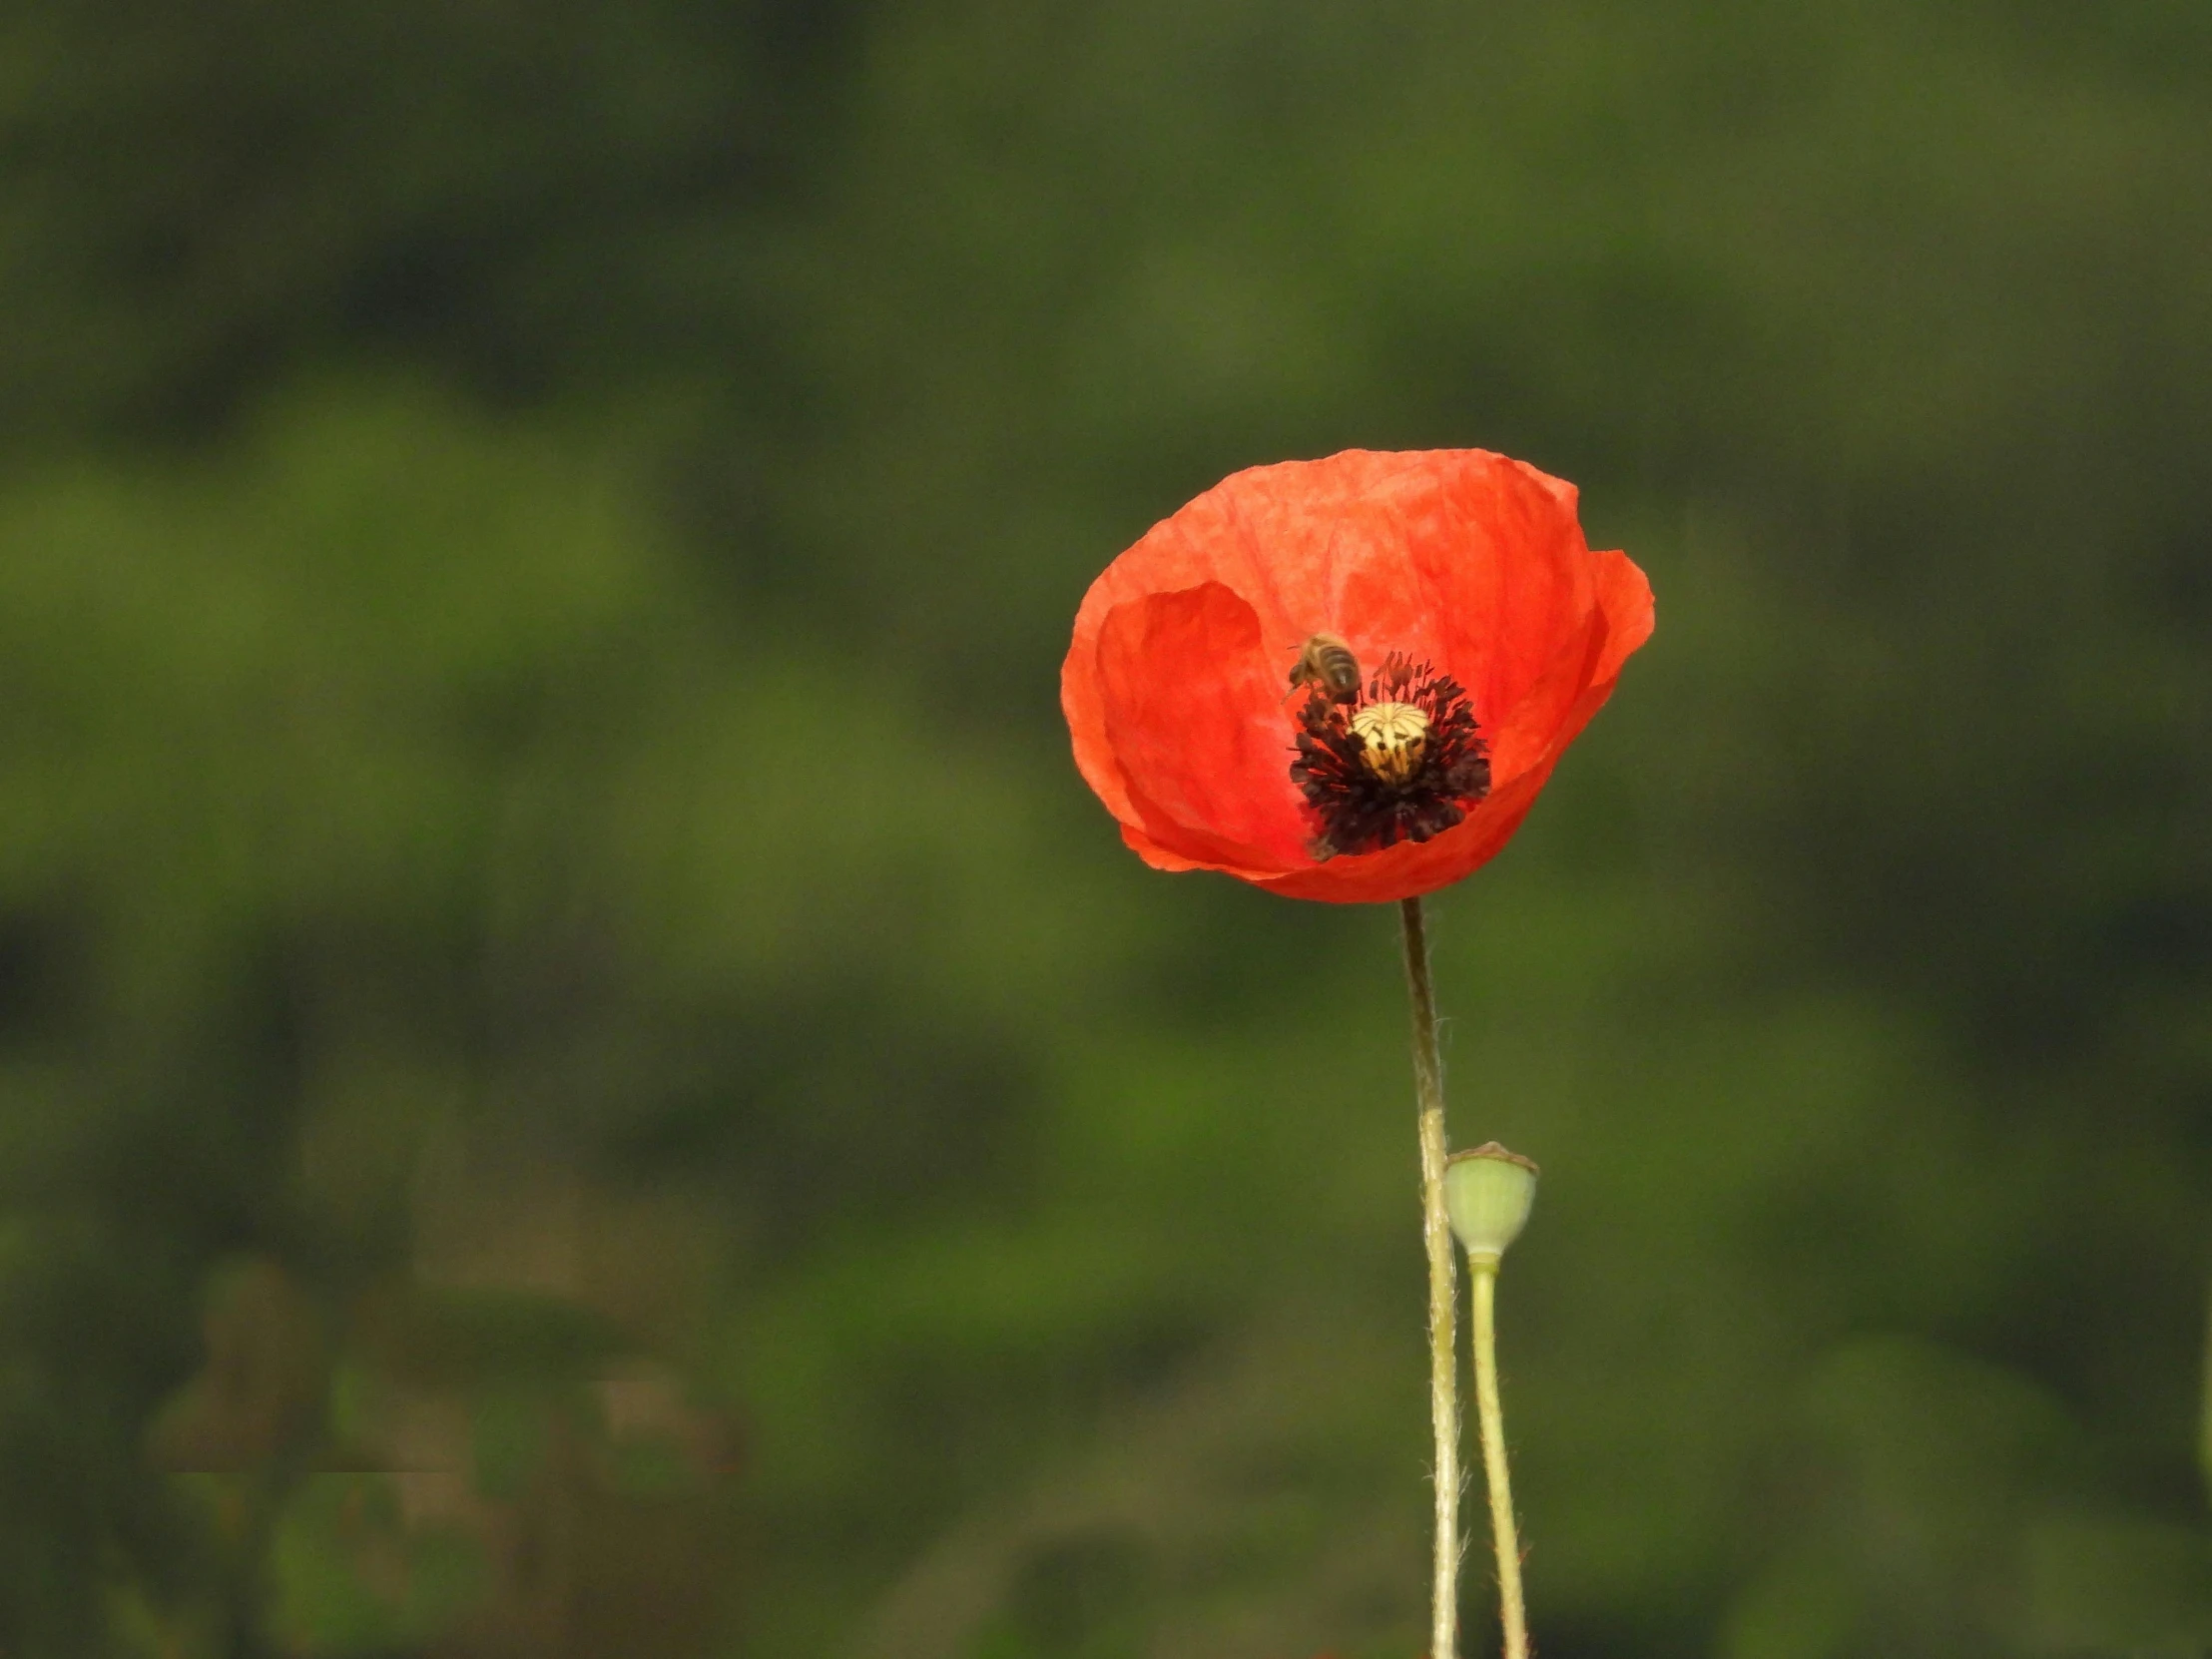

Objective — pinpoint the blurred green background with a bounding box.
[1,1,2208,1655]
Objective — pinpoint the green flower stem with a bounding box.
[1469,1255,1528,1659]
[1398,896,1461,1659]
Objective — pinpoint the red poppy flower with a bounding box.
[1061,448,1653,903]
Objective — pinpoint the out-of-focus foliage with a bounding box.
[0,1,2207,1656]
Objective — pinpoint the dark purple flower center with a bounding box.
[1290,653,1491,859]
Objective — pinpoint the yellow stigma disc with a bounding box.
[1350,701,1429,786]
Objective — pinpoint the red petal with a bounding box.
[1094,582,1310,872]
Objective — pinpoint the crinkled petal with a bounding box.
[1095,582,1310,871]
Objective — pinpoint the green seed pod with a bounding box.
[1444,1142,1538,1264]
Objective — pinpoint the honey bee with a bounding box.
[1287,633,1362,704]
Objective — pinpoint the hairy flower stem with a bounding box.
[1470,1258,1528,1659]
[1398,896,1460,1659]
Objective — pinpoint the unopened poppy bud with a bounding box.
[1444,1143,1538,1264]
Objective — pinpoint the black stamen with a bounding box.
[1289,653,1491,859]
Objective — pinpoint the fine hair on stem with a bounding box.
[1398,895,1461,1659]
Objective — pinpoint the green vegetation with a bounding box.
[0,1,2206,1654]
